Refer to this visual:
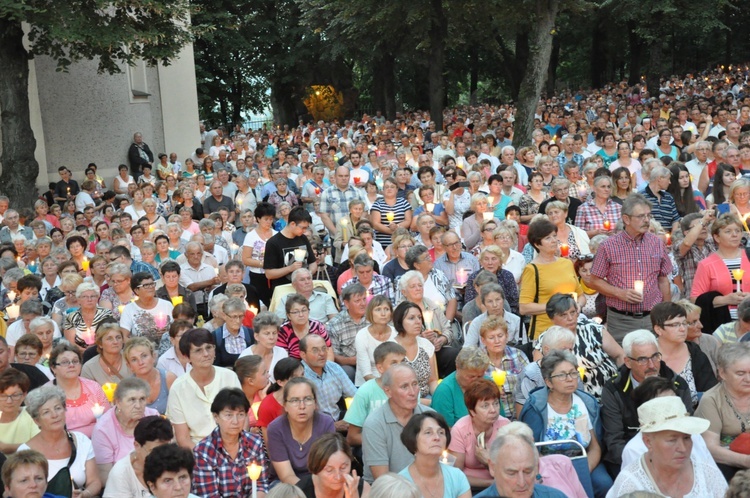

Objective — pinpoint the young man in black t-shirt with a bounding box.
[263,207,317,294]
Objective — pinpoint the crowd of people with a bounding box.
[10,64,750,498]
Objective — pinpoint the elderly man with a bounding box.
[500,145,529,184]
[128,132,153,179]
[318,166,365,237]
[300,334,357,430]
[326,283,369,383]
[601,329,693,477]
[642,165,680,233]
[475,432,566,498]
[686,141,711,191]
[404,245,458,322]
[362,364,434,483]
[589,194,672,343]
[341,253,392,300]
[556,134,584,173]
[275,268,338,324]
[433,231,480,288]
[537,178,582,225]
[179,242,220,318]
[0,210,33,243]
[198,219,229,265]
[202,181,236,223]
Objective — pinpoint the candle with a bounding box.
[251,402,261,419]
[247,463,262,498]
[293,248,306,262]
[102,382,117,403]
[487,196,494,206]
[148,225,155,233]
[422,310,434,329]
[560,243,569,258]
[214,266,220,276]
[6,304,19,320]
[117,304,125,315]
[83,327,95,345]
[171,296,183,306]
[603,220,611,231]
[633,280,644,295]
[81,259,89,272]
[353,176,361,186]
[248,305,259,315]
[28,260,37,273]
[386,211,395,222]
[482,212,493,221]
[7,291,15,303]
[456,268,469,286]
[665,232,672,246]
[315,187,321,195]
[231,243,240,256]
[578,366,586,381]
[571,292,578,304]
[491,370,507,387]
[733,269,745,293]
[154,313,168,329]
[92,403,104,419]
[344,397,353,410]
[425,203,435,213]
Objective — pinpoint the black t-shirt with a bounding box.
[263,232,316,292]
[202,195,235,216]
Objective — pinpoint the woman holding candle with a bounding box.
[470,219,498,258]
[91,377,158,483]
[99,263,134,321]
[235,355,269,429]
[691,214,750,330]
[545,200,590,261]
[19,385,103,497]
[66,235,90,273]
[124,337,176,415]
[398,412,471,498]
[574,175,621,239]
[411,185,449,229]
[243,202,277,308]
[267,377,336,485]
[478,316,528,418]
[193,387,270,497]
[212,298,256,368]
[277,294,333,361]
[174,185,205,221]
[574,255,601,320]
[63,282,114,350]
[460,193,496,253]
[333,199,366,263]
[47,343,111,438]
[354,296,397,386]
[156,261,197,313]
[239,312,288,382]
[392,300,439,401]
[120,272,174,346]
[81,323,131,385]
[296,433,368,498]
[370,177,413,249]
[257,358,304,444]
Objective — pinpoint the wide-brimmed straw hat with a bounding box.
[637,396,709,435]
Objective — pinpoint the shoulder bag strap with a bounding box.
[529,263,540,338]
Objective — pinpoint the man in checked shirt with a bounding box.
[589,194,673,344]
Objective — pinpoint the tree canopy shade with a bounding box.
[0,0,196,208]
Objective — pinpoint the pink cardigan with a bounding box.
[691,251,750,299]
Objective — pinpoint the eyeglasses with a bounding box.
[288,308,309,317]
[137,282,156,289]
[1,393,24,402]
[55,360,81,367]
[627,352,662,366]
[549,371,579,381]
[445,241,462,248]
[662,321,688,329]
[286,396,315,406]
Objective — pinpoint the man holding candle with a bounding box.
[179,242,220,318]
[433,231,480,289]
[589,194,673,344]
[318,166,365,238]
[264,207,318,294]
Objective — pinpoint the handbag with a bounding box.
[45,431,78,498]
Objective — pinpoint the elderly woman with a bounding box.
[203,293,228,333]
[193,387,270,497]
[91,377,158,483]
[471,219,498,258]
[544,293,622,400]
[296,433,369,498]
[29,316,56,362]
[19,385,103,496]
[465,283,521,347]
[277,294,333,361]
[493,223,526,283]
[141,198,167,233]
[461,193,497,252]
[405,245,458,321]
[651,302,717,407]
[398,412,471,498]
[80,322,131,384]
[692,214,750,331]
[610,396,727,497]
[211,298,255,368]
[716,178,750,221]
[62,282,114,350]
[124,337,176,415]
[397,271,459,378]
[98,263,134,321]
[392,301,439,401]
[143,443,197,498]
[354,296,397,386]
[239,311,288,381]
[448,379,511,489]
[575,175,622,239]
[0,369,40,454]
[545,200,590,261]
[50,274,83,330]
[519,172,548,224]
[120,272,174,345]
[268,377,336,484]
[432,347,491,426]
[514,326,579,418]
[519,220,584,339]
[48,343,110,438]
[696,342,750,480]
[235,355,269,428]
[463,245,520,314]
[520,350,613,497]
[679,299,721,375]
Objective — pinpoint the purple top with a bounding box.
[266,412,335,478]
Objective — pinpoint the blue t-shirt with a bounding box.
[398,463,470,498]
[413,203,446,218]
[474,482,566,498]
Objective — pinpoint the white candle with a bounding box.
[293,248,306,262]
[92,403,104,419]
[423,310,434,328]
[6,304,19,320]
[425,203,435,213]
[483,212,493,221]
[633,280,644,295]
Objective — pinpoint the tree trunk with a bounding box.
[469,46,479,105]
[231,68,243,126]
[546,34,560,96]
[627,21,642,85]
[0,18,40,209]
[371,57,385,116]
[270,80,298,126]
[428,0,447,131]
[513,0,559,149]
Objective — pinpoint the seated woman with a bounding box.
[354,296,397,387]
[432,347,492,426]
[519,350,613,497]
[2,449,67,498]
[393,301,439,402]
[156,319,193,378]
[13,334,52,380]
[399,412,471,498]
[257,358,304,445]
[296,433,369,498]
[461,270,498,325]
[277,294,333,361]
[193,388,270,497]
[0,369,40,454]
[48,343,110,438]
[235,355,269,429]
[20,385,103,497]
[143,443,199,498]
[62,281,114,351]
[478,316,528,419]
[212,297,256,368]
[80,322,131,385]
[610,396,727,497]
[124,337,176,415]
[449,379,511,490]
[91,377,159,483]
[267,377,335,485]
[239,311,288,381]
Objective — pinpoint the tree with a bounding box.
[0,1,195,208]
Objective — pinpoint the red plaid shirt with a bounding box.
[590,230,672,313]
[192,426,270,496]
[574,199,622,232]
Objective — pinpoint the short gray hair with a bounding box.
[114,377,150,402]
[622,329,658,357]
[209,294,229,313]
[404,245,429,269]
[369,473,421,498]
[29,316,56,334]
[649,165,671,182]
[622,193,653,217]
[25,385,66,420]
[539,326,576,352]
[455,347,490,371]
[489,432,538,465]
[252,311,282,332]
[540,350,578,380]
[222,297,246,316]
[398,270,424,292]
[480,283,505,304]
[75,282,100,299]
[718,343,750,372]
[108,262,132,278]
[291,268,312,284]
[352,252,375,270]
[381,363,415,388]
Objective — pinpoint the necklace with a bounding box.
[412,466,442,498]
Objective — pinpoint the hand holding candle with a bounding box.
[425,203,435,213]
[560,243,569,258]
[386,211,395,222]
[247,463,262,498]
[603,219,611,231]
[102,383,117,403]
[633,280,644,299]
[422,309,434,329]
[733,269,745,293]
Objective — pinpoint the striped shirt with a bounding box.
[642,185,680,230]
[574,199,622,232]
[370,197,412,247]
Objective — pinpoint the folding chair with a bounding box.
[534,439,594,498]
